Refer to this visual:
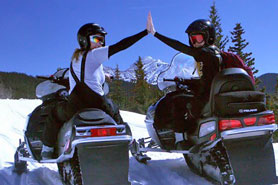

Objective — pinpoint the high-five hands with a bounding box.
[147,11,156,35]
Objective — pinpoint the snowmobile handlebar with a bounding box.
[36,75,69,89]
[163,77,200,85]
[36,75,54,80]
[163,78,175,82]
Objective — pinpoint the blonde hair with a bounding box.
[71,48,84,62]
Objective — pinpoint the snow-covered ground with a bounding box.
[0,99,277,185]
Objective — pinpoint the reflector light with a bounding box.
[219,119,242,131]
[258,114,276,125]
[64,139,71,153]
[90,128,117,137]
[243,117,257,126]
[210,133,217,141]
[199,121,216,137]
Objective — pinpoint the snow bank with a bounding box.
[7,99,277,184]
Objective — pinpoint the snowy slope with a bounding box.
[0,99,277,185]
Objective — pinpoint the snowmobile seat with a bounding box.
[204,68,266,117]
[74,108,117,126]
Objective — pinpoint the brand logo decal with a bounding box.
[239,109,258,113]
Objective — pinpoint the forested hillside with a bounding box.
[258,73,278,94]
[0,72,42,99]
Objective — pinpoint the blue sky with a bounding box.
[0,0,277,77]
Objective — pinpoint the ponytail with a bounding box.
[71,48,84,62]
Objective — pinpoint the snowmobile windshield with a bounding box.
[36,68,69,98]
[36,80,66,98]
[157,53,199,92]
[36,68,109,98]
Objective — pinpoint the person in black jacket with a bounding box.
[147,12,222,123]
[41,23,148,159]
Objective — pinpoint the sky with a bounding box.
[0,0,277,77]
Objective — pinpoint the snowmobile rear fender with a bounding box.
[223,133,278,185]
[57,135,132,163]
[77,139,131,185]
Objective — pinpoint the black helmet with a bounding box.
[185,19,215,46]
[77,23,107,50]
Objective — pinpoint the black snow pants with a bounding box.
[42,84,124,147]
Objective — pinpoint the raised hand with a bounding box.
[147,11,156,35]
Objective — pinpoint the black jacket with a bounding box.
[154,32,222,101]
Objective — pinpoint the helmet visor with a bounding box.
[89,35,105,45]
[189,34,204,44]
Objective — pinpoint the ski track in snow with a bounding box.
[0,99,277,185]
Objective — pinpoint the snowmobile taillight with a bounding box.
[210,133,217,141]
[258,114,276,125]
[90,127,117,137]
[243,117,257,126]
[219,119,242,131]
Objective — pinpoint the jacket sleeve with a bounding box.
[154,32,200,57]
[108,29,148,57]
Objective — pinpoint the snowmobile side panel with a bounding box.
[77,139,131,185]
[223,135,277,185]
[145,119,162,147]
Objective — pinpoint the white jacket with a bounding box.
[69,46,109,96]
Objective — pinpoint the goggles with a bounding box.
[89,35,104,44]
[189,34,204,44]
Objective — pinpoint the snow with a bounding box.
[0,99,277,185]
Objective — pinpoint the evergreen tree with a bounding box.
[275,76,278,96]
[260,86,266,93]
[0,72,41,99]
[110,64,123,106]
[208,1,229,50]
[0,79,12,98]
[133,57,151,113]
[266,77,278,140]
[228,23,258,79]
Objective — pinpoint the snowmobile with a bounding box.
[13,68,132,185]
[130,53,278,185]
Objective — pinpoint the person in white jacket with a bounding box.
[41,23,148,159]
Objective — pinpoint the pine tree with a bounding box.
[208,1,228,50]
[111,64,123,106]
[115,64,121,80]
[133,57,151,113]
[260,86,266,93]
[228,23,259,84]
[275,76,278,95]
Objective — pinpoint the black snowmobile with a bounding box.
[13,68,132,185]
[130,53,278,185]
